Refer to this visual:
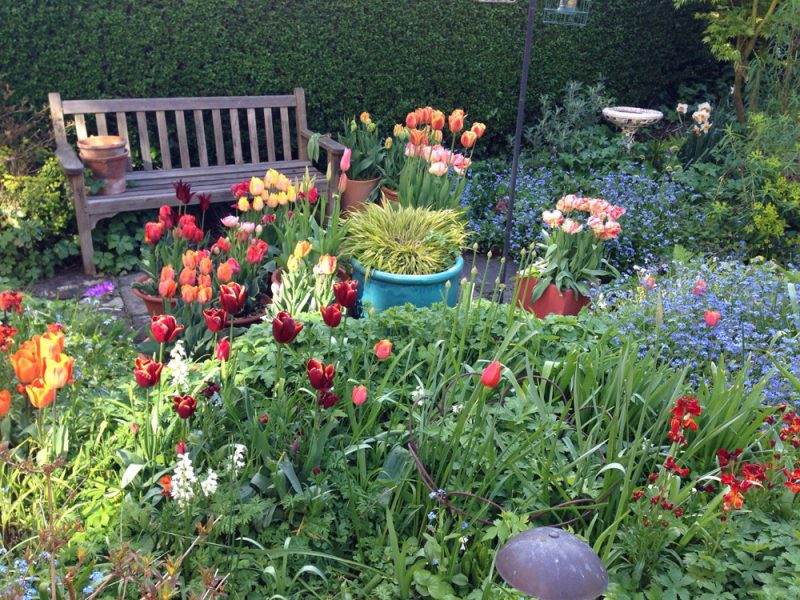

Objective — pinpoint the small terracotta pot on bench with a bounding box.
[77,135,128,195]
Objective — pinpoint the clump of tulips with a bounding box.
[396,105,487,210]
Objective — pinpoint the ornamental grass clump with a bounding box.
[342,203,467,276]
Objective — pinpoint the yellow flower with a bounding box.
[293,240,312,258]
[287,254,301,272]
[252,196,264,211]
[393,123,404,137]
[359,111,371,124]
[237,197,250,212]
[384,137,393,149]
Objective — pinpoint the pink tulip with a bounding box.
[428,162,448,177]
[338,173,348,194]
[340,147,352,172]
[221,215,239,228]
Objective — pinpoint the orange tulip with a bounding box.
[0,389,11,418]
[160,265,175,282]
[181,285,198,304]
[409,129,427,147]
[10,342,41,384]
[199,256,213,276]
[448,109,465,133]
[217,262,233,283]
[182,250,200,270]
[158,279,177,298]
[405,112,418,128]
[198,273,213,288]
[26,379,56,409]
[197,285,213,304]
[40,330,65,357]
[461,131,477,149]
[471,122,486,138]
[430,110,445,131]
[179,267,197,287]
[43,353,74,389]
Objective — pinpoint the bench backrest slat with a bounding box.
[264,108,277,162]
[247,108,259,163]
[229,109,243,165]
[279,107,291,161]
[155,111,172,170]
[135,112,153,171]
[211,109,225,167]
[175,110,191,169]
[193,110,209,168]
[50,91,307,172]
[96,113,108,136]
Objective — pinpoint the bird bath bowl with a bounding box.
[602,106,663,151]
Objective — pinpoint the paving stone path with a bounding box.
[27,252,516,339]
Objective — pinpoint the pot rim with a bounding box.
[347,175,382,185]
[77,135,127,150]
[352,254,464,285]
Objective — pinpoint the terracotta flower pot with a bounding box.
[341,176,380,213]
[78,135,128,195]
[380,186,399,204]
[131,275,177,317]
[515,277,590,318]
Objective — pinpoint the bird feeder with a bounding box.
[496,526,608,599]
[542,0,592,27]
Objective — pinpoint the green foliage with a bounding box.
[0,154,79,284]
[0,1,718,152]
[524,80,616,156]
[338,115,383,181]
[92,213,147,274]
[342,204,468,275]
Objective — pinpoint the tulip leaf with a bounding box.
[121,463,145,488]
[279,456,303,494]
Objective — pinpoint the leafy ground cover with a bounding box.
[2,262,800,597]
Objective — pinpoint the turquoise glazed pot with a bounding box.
[351,255,464,313]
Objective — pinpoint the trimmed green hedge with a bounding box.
[0,0,717,146]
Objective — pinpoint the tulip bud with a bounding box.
[445,280,451,289]
[352,385,368,406]
[481,361,502,388]
[461,277,468,286]
[338,173,348,194]
[487,250,493,259]
[471,267,478,276]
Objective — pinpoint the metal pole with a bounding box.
[500,0,537,285]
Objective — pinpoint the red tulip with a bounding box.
[318,390,340,409]
[144,221,164,245]
[307,188,319,204]
[175,440,187,455]
[219,282,246,315]
[173,394,197,419]
[320,303,342,328]
[173,180,195,205]
[197,192,211,212]
[704,310,721,328]
[272,311,303,344]
[307,358,335,391]
[246,239,269,264]
[203,308,227,332]
[158,205,177,229]
[405,112,418,129]
[134,357,163,388]
[150,315,184,343]
[693,281,707,296]
[352,385,367,406]
[216,338,230,361]
[333,280,358,309]
[374,339,393,361]
[481,361,502,388]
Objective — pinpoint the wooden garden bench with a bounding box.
[48,88,345,275]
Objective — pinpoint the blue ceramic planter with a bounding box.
[351,255,464,313]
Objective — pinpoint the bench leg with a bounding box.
[66,174,96,276]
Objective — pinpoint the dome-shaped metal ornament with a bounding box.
[496,526,608,599]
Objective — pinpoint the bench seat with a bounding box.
[86,159,326,226]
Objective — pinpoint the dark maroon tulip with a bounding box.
[272,311,303,344]
[333,280,358,309]
[320,303,342,328]
[307,358,335,391]
[317,390,340,409]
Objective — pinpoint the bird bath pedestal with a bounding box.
[602,106,663,152]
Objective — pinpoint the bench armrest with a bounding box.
[299,127,346,156]
[54,144,85,176]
